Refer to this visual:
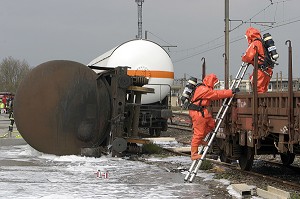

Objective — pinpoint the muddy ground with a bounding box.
[139,127,300,198]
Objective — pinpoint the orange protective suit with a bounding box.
[242,27,273,93]
[189,74,233,160]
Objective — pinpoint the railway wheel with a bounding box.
[161,121,168,131]
[155,129,161,137]
[238,146,254,171]
[280,152,295,166]
[149,128,161,137]
[220,151,231,163]
[149,128,155,137]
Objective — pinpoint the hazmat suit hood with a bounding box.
[245,27,261,44]
[203,74,219,89]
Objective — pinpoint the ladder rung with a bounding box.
[184,62,249,183]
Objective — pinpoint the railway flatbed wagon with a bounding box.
[211,91,300,170]
[210,41,299,170]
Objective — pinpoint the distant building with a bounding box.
[215,79,252,92]
[214,78,300,92]
[268,78,300,92]
[171,77,300,106]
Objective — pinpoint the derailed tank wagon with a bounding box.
[13,39,174,156]
[211,40,300,170]
[88,39,174,137]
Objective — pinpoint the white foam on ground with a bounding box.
[0,145,213,199]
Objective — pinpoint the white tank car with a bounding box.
[87,39,174,104]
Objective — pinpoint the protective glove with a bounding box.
[231,88,240,94]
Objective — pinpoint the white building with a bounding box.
[171,77,300,107]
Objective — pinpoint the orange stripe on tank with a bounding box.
[127,70,174,78]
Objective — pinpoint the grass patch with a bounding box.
[142,143,163,154]
[199,160,213,170]
[291,193,300,199]
[214,172,231,179]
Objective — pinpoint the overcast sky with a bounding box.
[1,0,300,80]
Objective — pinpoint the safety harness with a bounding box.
[188,99,206,117]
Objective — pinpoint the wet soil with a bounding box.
[139,127,300,198]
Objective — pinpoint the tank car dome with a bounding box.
[88,39,174,104]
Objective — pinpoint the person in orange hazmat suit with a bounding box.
[242,27,273,93]
[188,74,238,160]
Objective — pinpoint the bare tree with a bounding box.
[0,56,31,93]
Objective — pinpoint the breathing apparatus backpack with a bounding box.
[180,77,198,109]
[257,33,279,70]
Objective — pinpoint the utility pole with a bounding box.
[136,0,144,39]
[280,71,283,91]
[224,0,230,89]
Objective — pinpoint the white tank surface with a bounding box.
[88,39,174,104]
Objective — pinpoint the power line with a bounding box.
[146,31,174,46]
[166,0,276,55]
[262,17,300,31]
[173,1,275,55]
[172,0,297,63]
[173,15,300,63]
[173,0,291,56]
[229,2,274,32]
[173,43,224,63]
[171,35,224,53]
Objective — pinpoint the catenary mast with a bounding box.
[225,0,230,89]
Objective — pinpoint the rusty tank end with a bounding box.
[14,60,111,155]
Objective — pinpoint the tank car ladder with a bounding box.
[184,62,249,183]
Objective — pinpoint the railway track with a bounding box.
[250,158,300,189]
[168,124,191,131]
[164,120,300,192]
[168,112,192,131]
[161,143,300,191]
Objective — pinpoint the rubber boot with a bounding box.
[191,146,202,160]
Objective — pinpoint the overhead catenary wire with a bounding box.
[143,0,295,63]
[171,35,224,53]
[173,44,224,63]
[173,15,300,63]
[172,0,297,63]
[230,0,291,32]
[174,1,279,55]
[146,31,174,46]
[160,0,290,57]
